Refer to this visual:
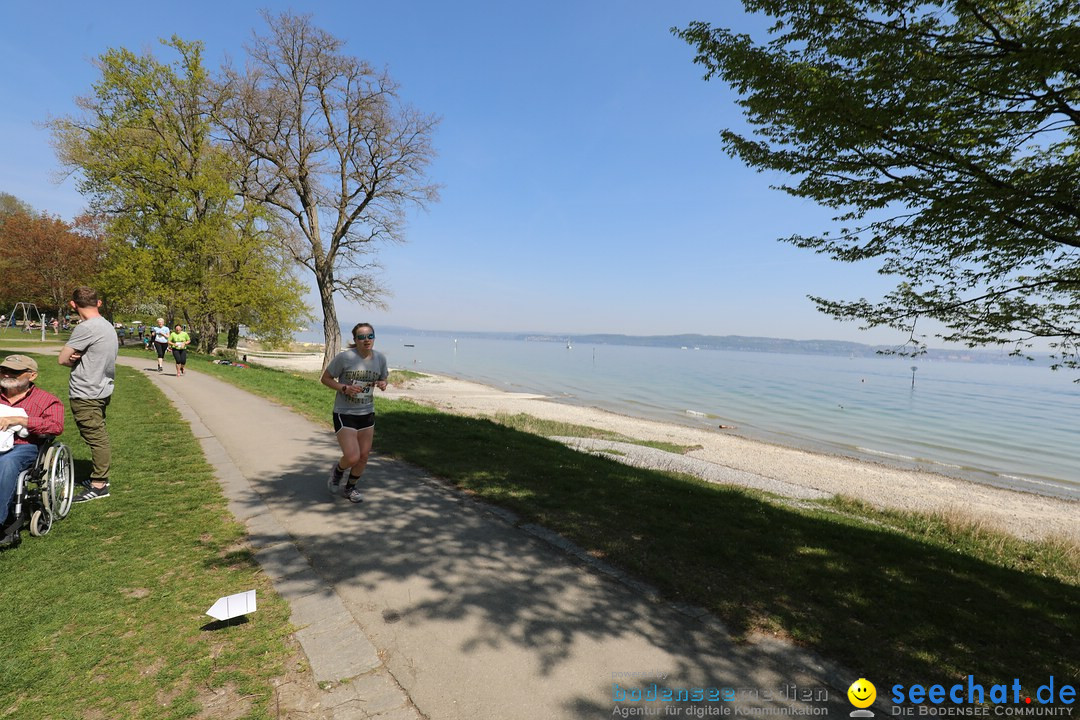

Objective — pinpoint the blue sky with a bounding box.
[2,1,913,344]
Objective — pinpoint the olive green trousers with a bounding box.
[70,396,112,483]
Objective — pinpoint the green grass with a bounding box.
[165,351,1079,692]
[0,353,295,719]
[488,412,702,453]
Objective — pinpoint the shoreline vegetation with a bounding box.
[188,349,1078,689]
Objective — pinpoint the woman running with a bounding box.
[151,318,170,372]
[320,323,388,503]
[168,324,190,376]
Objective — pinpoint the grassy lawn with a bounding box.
[0,352,296,719]
[165,350,1078,693]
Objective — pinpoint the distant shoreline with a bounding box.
[290,326,1055,367]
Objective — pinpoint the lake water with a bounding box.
[330,331,1080,502]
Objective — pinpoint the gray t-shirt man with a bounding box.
[325,349,388,415]
[66,316,118,400]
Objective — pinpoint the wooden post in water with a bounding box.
[910,365,918,389]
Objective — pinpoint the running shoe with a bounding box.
[327,465,344,496]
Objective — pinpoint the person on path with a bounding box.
[151,318,170,373]
[320,323,388,503]
[168,325,190,377]
[0,354,65,548]
[58,286,118,503]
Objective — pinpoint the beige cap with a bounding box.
[0,354,38,372]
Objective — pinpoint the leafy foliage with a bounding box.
[0,192,33,218]
[0,210,103,316]
[676,1,1080,369]
[50,38,309,351]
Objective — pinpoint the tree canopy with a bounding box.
[0,209,104,318]
[676,0,1080,369]
[0,193,34,218]
[50,38,309,351]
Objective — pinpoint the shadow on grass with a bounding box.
[201,617,251,632]
[245,402,1077,698]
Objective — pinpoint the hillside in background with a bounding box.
[377,326,1044,366]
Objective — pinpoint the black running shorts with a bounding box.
[333,412,375,432]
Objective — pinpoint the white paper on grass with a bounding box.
[206,590,257,621]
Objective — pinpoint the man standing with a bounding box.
[0,354,64,547]
[58,287,118,503]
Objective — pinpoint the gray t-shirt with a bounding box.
[66,316,119,400]
[326,349,388,415]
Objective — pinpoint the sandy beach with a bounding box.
[244,351,1079,544]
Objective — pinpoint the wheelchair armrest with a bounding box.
[31,436,57,452]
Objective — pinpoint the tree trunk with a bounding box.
[227,323,240,349]
[319,281,340,370]
[194,313,218,354]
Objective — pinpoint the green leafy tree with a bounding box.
[676,1,1080,369]
[216,11,439,367]
[0,193,33,218]
[50,37,308,352]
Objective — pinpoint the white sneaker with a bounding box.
[327,465,343,496]
[343,484,364,503]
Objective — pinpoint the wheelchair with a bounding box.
[0,437,76,547]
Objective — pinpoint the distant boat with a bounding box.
[567,340,572,349]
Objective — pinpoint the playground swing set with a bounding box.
[2,302,51,341]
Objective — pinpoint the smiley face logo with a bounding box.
[848,678,876,708]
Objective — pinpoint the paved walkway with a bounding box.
[119,356,854,719]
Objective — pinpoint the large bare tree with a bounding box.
[216,12,439,366]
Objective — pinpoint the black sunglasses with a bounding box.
[355,333,376,340]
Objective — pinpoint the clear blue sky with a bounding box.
[3,1,915,344]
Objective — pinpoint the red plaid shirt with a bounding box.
[0,384,64,445]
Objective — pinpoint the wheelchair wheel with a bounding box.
[47,444,76,520]
[29,508,53,537]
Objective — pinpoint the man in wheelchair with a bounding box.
[0,354,65,548]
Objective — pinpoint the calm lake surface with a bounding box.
[365,332,1080,502]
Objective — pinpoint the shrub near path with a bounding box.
[0,354,298,719]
